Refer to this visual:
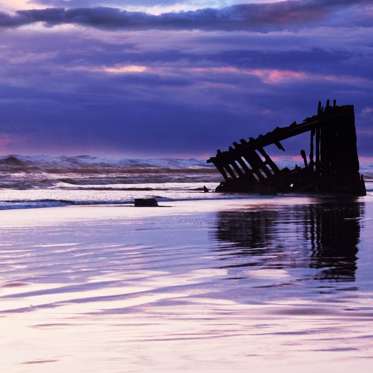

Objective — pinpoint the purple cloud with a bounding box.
[0,1,372,32]
[33,0,184,6]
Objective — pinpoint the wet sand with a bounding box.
[1,196,373,372]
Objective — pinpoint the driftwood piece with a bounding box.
[208,101,366,196]
[134,198,159,207]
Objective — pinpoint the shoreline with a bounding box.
[0,194,370,228]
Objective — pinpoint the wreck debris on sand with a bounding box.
[208,101,366,196]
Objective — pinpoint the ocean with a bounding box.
[0,154,372,209]
[0,155,223,209]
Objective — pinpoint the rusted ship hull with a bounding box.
[208,101,366,196]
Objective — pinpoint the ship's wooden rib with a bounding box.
[208,101,366,196]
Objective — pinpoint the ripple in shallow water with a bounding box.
[0,197,373,372]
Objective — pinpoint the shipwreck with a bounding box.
[208,101,366,196]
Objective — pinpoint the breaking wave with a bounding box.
[0,155,219,190]
[0,155,213,172]
[0,155,371,211]
[0,155,223,210]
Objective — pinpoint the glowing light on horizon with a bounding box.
[100,65,148,74]
[0,134,12,147]
[187,66,371,86]
[189,66,307,84]
[248,68,306,84]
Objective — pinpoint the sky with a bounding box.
[0,0,372,157]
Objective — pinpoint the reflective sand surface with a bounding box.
[1,197,373,372]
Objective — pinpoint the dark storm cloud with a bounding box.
[1,0,373,32]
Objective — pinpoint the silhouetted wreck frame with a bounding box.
[208,101,366,196]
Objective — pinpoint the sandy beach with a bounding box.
[1,195,373,372]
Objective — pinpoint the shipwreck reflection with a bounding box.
[214,199,364,281]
